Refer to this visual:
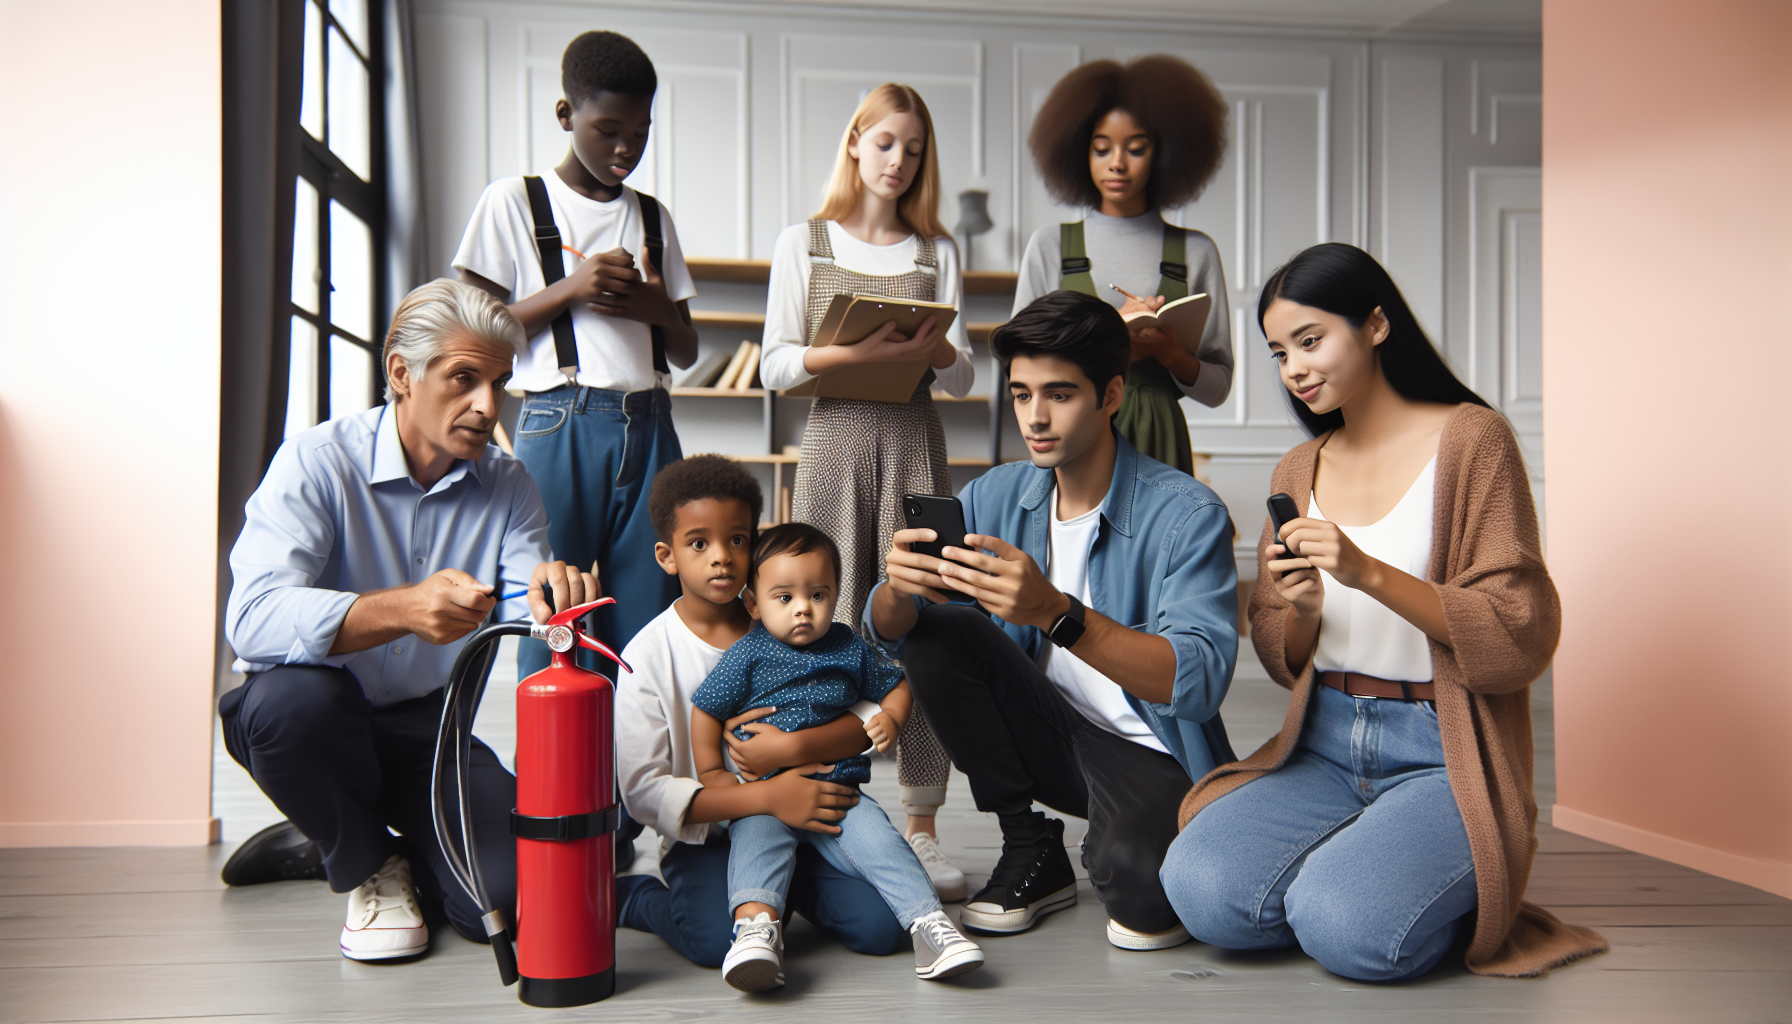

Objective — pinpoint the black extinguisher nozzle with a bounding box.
[492,930,520,987]
[481,908,519,986]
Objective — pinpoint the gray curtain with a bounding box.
[217,0,305,696]
[385,0,429,318]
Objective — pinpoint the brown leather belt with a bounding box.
[1318,671,1435,702]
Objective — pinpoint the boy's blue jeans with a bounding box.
[729,793,940,930]
[512,385,681,678]
[618,826,906,967]
[1162,685,1478,981]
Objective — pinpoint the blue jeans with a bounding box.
[1161,685,1477,981]
[512,385,682,678]
[729,794,939,930]
[617,826,907,967]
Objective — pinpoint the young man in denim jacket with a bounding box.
[866,290,1238,952]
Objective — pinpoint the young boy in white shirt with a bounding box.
[454,30,697,676]
[614,456,906,968]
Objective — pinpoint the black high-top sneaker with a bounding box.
[959,817,1078,934]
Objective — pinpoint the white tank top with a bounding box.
[1310,456,1436,683]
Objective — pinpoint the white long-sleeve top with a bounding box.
[616,603,729,855]
[759,221,975,396]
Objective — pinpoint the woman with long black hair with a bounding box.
[1159,243,1605,980]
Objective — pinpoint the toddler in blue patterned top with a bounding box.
[690,522,983,991]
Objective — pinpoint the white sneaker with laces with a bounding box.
[722,912,784,992]
[907,832,968,903]
[911,910,985,979]
[1106,918,1191,951]
[339,854,428,960]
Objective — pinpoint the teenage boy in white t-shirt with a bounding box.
[455,30,697,677]
[614,456,907,968]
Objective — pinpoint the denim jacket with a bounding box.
[865,433,1239,782]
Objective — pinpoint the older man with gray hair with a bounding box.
[221,279,598,962]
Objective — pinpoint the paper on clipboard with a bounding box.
[782,293,958,402]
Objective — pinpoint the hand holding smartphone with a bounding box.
[902,494,968,561]
[1266,492,1304,577]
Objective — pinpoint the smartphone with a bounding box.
[903,493,968,561]
[1266,492,1303,577]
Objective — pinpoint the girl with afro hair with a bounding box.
[1015,55,1234,475]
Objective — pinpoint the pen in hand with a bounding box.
[1109,283,1146,303]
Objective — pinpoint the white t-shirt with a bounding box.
[1312,457,1437,683]
[453,174,697,394]
[616,601,730,855]
[759,221,974,396]
[1037,488,1170,754]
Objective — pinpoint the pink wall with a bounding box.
[1545,0,1792,897]
[0,1,221,845]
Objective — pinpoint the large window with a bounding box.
[288,0,386,437]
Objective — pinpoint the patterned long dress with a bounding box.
[789,218,952,808]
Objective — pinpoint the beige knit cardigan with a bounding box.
[1177,404,1607,977]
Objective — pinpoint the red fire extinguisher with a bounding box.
[432,597,631,1008]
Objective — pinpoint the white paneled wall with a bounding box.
[413,1,1542,580]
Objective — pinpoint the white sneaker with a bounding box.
[722,912,784,992]
[907,832,968,903]
[1107,918,1191,951]
[339,854,428,960]
[911,910,985,980]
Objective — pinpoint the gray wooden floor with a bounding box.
[5,646,1789,1023]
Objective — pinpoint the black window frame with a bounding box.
[290,0,387,430]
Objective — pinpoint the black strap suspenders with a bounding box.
[522,175,579,376]
[521,176,669,378]
[635,193,671,375]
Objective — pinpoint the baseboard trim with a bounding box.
[0,817,221,847]
[1552,804,1792,900]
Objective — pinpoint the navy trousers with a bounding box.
[220,665,515,942]
[618,830,907,968]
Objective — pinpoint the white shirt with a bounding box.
[759,221,974,396]
[452,175,697,394]
[1311,457,1437,683]
[1037,488,1171,754]
[616,602,731,855]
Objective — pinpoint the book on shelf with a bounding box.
[731,343,761,390]
[678,348,731,388]
[782,293,959,402]
[715,339,754,390]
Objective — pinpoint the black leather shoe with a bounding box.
[958,817,1078,934]
[221,820,327,886]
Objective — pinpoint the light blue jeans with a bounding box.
[1161,685,1477,981]
[728,793,940,930]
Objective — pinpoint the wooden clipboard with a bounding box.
[782,293,958,402]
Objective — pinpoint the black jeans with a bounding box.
[902,603,1190,933]
[220,665,515,942]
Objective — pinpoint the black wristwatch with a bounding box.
[1046,593,1086,648]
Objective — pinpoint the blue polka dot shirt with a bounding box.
[691,622,904,785]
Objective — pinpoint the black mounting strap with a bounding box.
[510,805,621,842]
[1159,260,1189,283]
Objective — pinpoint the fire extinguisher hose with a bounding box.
[432,620,533,987]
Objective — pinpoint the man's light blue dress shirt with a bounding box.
[226,403,552,706]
